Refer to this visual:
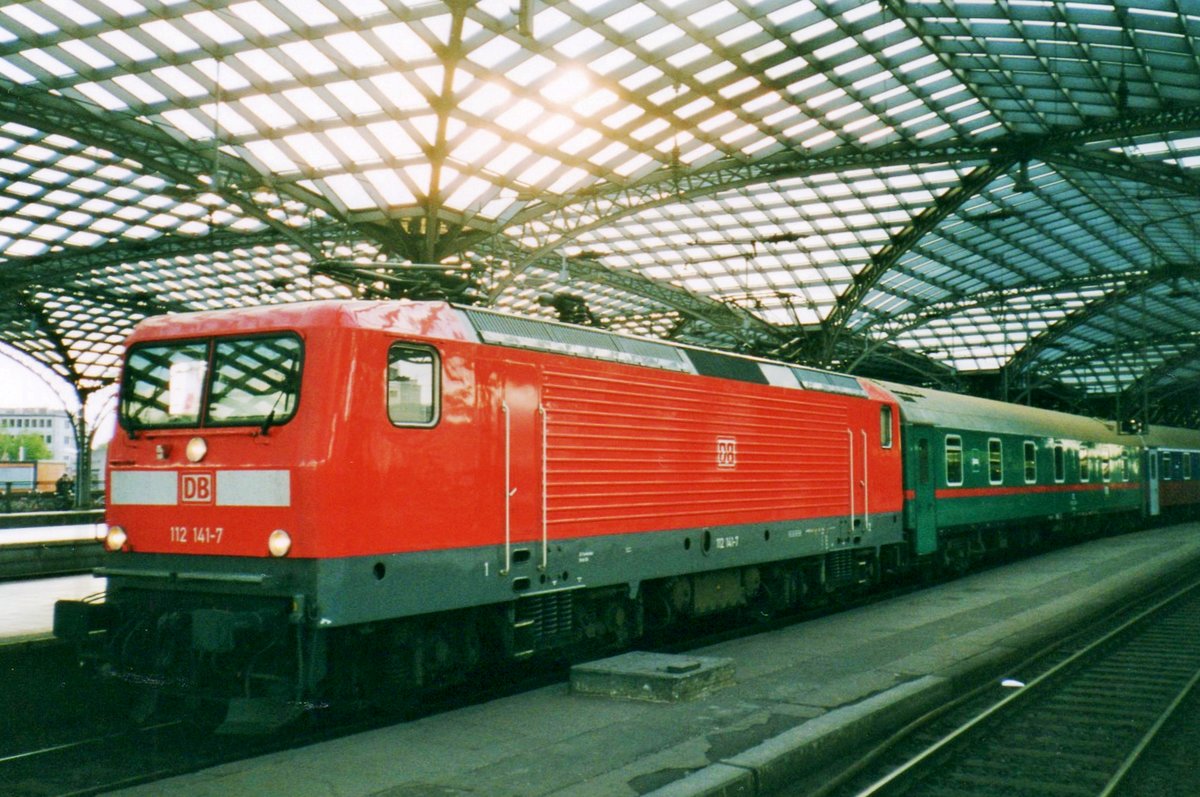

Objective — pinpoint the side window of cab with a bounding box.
[387,343,440,426]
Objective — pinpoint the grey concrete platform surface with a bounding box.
[0,572,104,644]
[107,523,1200,797]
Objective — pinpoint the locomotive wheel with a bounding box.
[603,599,635,647]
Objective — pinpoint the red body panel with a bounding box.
[107,302,904,560]
[539,360,902,536]
[1160,479,1200,510]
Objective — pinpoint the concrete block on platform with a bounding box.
[571,651,735,703]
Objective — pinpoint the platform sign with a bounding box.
[0,463,36,491]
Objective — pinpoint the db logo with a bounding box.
[716,437,737,469]
[180,472,215,504]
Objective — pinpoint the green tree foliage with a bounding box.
[0,432,52,461]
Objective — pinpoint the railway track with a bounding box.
[0,722,190,797]
[818,578,1200,797]
[0,706,397,797]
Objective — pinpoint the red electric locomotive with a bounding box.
[56,301,906,727]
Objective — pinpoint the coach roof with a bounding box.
[876,380,1128,445]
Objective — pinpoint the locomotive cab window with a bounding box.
[122,341,210,428]
[945,435,963,486]
[880,405,893,448]
[988,438,1002,485]
[120,333,302,430]
[1023,441,1037,484]
[208,335,302,426]
[387,344,439,426]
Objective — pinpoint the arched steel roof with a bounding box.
[0,1,1197,423]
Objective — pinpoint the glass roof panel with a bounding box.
[0,0,1196,415]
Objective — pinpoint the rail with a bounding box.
[837,579,1200,797]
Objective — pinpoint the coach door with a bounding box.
[909,427,938,555]
[1146,448,1160,517]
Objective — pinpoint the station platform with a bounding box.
[106,522,1200,797]
[0,521,106,583]
[0,572,104,644]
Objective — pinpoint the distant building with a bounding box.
[0,407,78,470]
[91,441,108,494]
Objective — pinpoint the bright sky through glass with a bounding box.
[0,0,1197,405]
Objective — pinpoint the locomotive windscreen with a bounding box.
[120,333,302,430]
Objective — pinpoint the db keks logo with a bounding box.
[716,437,737,469]
[180,471,215,504]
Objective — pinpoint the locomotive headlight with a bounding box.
[104,525,128,552]
[186,436,208,463]
[268,529,292,558]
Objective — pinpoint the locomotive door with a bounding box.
[847,426,870,537]
[1146,448,1160,517]
[908,427,938,555]
[501,363,544,561]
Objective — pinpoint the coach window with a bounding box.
[1079,448,1090,482]
[1161,452,1172,481]
[987,439,1003,485]
[1101,452,1111,482]
[1054,445,1065,483]
[945,435,963,486]
[387,344,439,426]
[880,406,893,448]
[1192,453,1200,480]
[1023,441,1037,484]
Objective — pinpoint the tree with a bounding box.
[0,432,52,461]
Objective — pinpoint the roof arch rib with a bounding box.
[1002,241,1200,386]
[0,2,1197,421]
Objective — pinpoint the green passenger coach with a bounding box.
[881,382,1143,568]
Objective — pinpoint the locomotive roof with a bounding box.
[874,380,1130,445]
[133,300,1198,447]
[457,303,879,399]
[134,300,882,400]
[128,300,475,342]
